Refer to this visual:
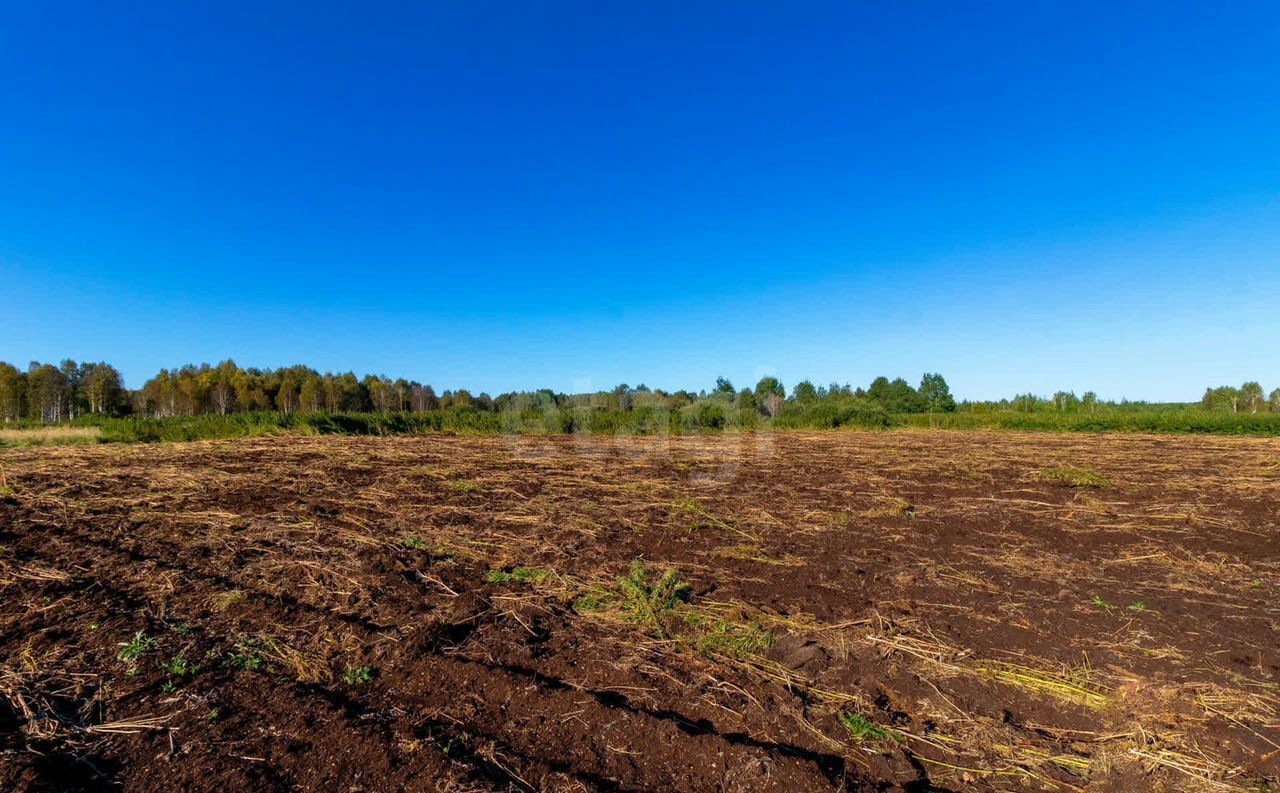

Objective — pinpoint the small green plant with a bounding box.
[224,639,267,671]
[485,566,551,585]
[617,560,692,636]
[685,615,775,659]
[159,650,202,678]
[1092,595,1115,611]
[573,591,607,612]
[117,630,157,664]
[1040,466,1110,488]
[448,479,480,494]
[1127,601,1146,611]
[160,680,177,693]
[838,711,902,743]
[341,665,375,686]
[573,561,692,637]
[401,535,431,551]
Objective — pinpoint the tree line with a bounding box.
[1199,382,1280,414]
[960,382,1280,415]
[0,360,126,423]
[0,359,958,424]
[1,358,1274,425]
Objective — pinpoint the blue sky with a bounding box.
[2,2,1277,400]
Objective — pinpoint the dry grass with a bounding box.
[2,430,1277,791]
[0,426,100,447]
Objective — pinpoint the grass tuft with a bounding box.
[1040,466,1110,488]
[685,614,776,658]
[837,711,902,743]
[486,566,551,585]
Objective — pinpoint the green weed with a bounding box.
[224,638,268,671]
[616,560,692,635]
[684,614,775,658]
[117,630,157,664]
[486,566,551,585]
[159,650,201,678]
[573,560,693,638]
[1040,466,1110,488]
[341,665,375,686]
[838,711,902,743]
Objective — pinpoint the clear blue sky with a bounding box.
[2,2,1277,401]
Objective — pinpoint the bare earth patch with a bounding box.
[0,430,1277,791]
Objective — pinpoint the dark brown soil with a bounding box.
[1,431,1277,792]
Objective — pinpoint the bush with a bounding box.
[773,397,891,429]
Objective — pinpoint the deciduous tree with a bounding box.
[754,376,785,417]
[919,373,956,413]
[1240,382,1265,413]
[0,363,24,422]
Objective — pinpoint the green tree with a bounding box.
[234,369,270,411]
[1081,391,1098,413]
[1201,386,1240,412]
[207,360,239,415]
[1011,393,1042,412]
[1051,391,1080,411]
[82,362,125,415]
[1240,382,1265,413]
[1270,388,1280,413]
[867,376,924,413]
[174,366,209,415]
[0,362,25,422]
[792,380,818,402]
[754,376,785,417]
[364,375,392,412]
[393,379,412,411]
[918,373,956,413]
[26,363,70,422]
[299,374,324,412]
[58,359,84,419]
[276,371,300,413]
